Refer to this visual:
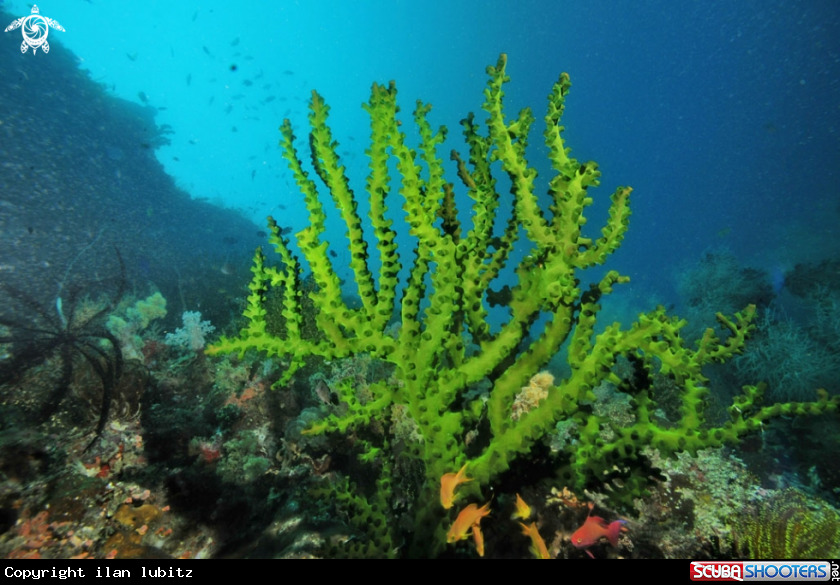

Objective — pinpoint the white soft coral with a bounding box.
[165,311,215,352]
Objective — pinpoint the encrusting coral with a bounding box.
[208,55,838,557]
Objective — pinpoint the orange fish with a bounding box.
[519,522,550,559]
[446,501,492,553]
[440,463,472,509]
[472,524,485,557]
[571,502,627,559]
[511,493,532,520]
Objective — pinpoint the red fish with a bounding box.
[571,502,627,558]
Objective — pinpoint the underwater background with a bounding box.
[0,0,838,559]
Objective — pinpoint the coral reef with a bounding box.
[106,292,167,361]
[676,251,774,343]
[208,55,838,557]
[677,251,839,414]
[0,251,127,450]
[734,308,840,402]
[785,259,840,298]
[631,446,763,558]
[731,488,840,559]
[165,311,215,353]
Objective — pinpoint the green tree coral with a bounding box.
[208,55,838,557]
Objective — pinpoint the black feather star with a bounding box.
[0,250,126,451]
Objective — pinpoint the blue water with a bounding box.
[6,0,836,312]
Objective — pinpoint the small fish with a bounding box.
[446,501,491,556]
[329,250,337,258]
[188,139,199,145]
[263,96,276,103]
[283,70,294,75]
[256,230,267,238]
[203,46,211,56]
[191,10,199,22]
[126,52,138,61]
[172,157,179,162]
[224,105,233,115]
[511,493,531,520]
[279,227,293,235]
[519,522,550,559]
[222,236,238,245]
[231,94,245,100]
[186,73,192,86]
[138,91,148,104]
[314,380,332,404]
[208,96,215,105]
[571,502,627,559]
[231,126,238,133]
[473,524,485,557]
[440,463,472,509]
[158,106,168,111]
[230,64,238,72]
[251,170,256,180]
[230,37,240,47]
[243,79,253,87]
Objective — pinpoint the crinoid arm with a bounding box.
[0,247,127,450]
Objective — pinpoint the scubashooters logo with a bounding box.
[691,561,833,582]
[4,5,64,54]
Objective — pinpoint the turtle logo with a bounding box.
[4,5,65,55]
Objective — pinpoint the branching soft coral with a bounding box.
[209,55,839,557]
